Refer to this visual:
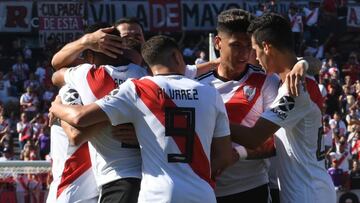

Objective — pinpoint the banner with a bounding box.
[347,5,360,28]
[87,0,311,32]
[37,1,84,46]
[0,1,33,32]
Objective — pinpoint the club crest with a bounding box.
[243,86,256,101]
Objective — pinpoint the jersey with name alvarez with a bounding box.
[198,65,279,196]
[47,84,98,203]
[96,75,230,203]
[261,76,336,203]
[64,63,147,187]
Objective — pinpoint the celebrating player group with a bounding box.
[47,9,336,203]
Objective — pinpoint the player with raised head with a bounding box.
[230,13,336,203]
[49,35,233,203]
[51,22,146,203]
[47,84,98,203]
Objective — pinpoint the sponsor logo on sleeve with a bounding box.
[270,96,295,120]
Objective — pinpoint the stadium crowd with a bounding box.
[0,0,359,202]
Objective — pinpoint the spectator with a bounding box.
[342,52,360,84]
[304,39,324,59]
[34,60,46,83]
[16,112,32,150]
[12,55,29,90]
[0,113,9,138]
[302,1,320,40]
[23,72,41,93]
[0,132,13,154]
[36,127,50,160]
[20,140,37,161]
[328,159,346,191]
[0,147,14,161]
[287,4,303,55]
[329,112,347,137]
[0,71,17,104]
[194,50,207,65]
[350,159,360,189]
[325,85,341,116]
[30,113,45,141]
[19,86,39,119]
[255,3,267,16]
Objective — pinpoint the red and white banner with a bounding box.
[37,1,84,46]
[0,1,33,32]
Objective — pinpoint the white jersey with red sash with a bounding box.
[261,76,335,203]
[47,84,98,203]
[198,65,279,196]
[64,63,146,187]
[95,75,230,203]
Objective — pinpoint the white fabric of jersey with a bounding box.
[64,63,147,187]
[198,67,279,196]
[261,83,336,203]
[96,75,230,203]
[47,84,98,203]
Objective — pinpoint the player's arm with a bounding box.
[61,120,108,146]
[195,58,220,76]
[211,135,233,180]
[50,96,108,128]
[245,136,276,159]
[51,68,67,87]
[230,118,280,149]
[51,27,123,69]
[286,57,321,96]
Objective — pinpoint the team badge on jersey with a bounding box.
[243,86,256,101]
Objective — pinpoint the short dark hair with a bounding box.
[217,9,254,34]
[83,23,140,66]
[84,22,115,34]
[247,13,294,51]
[141,35,179,67]
[114,17,144,33]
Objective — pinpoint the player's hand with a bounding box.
[111,123,139,145]
[82,27,124,58]
[286,60,308,97]
[49,95,62,126]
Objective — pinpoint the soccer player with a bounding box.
[49,35,233,203]
[230,13,336,203]
[51,23,146,203]
[47,84,98,203]
[51,18,219,77]
[197,9,277,203]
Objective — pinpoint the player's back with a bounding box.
[127,75,230,203]
[263,76,335,203]
[64,63,146,187]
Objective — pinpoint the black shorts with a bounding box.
[100,178,141,203]
[217,183,270,203]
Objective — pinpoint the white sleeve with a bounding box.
[261,86,311,129]
[213,91,230,138]
[262,74,279,110]
[184,64,197,79]
[95,80,136,126]
[64,64,93,88]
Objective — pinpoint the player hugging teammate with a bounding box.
[48,9,336,203]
